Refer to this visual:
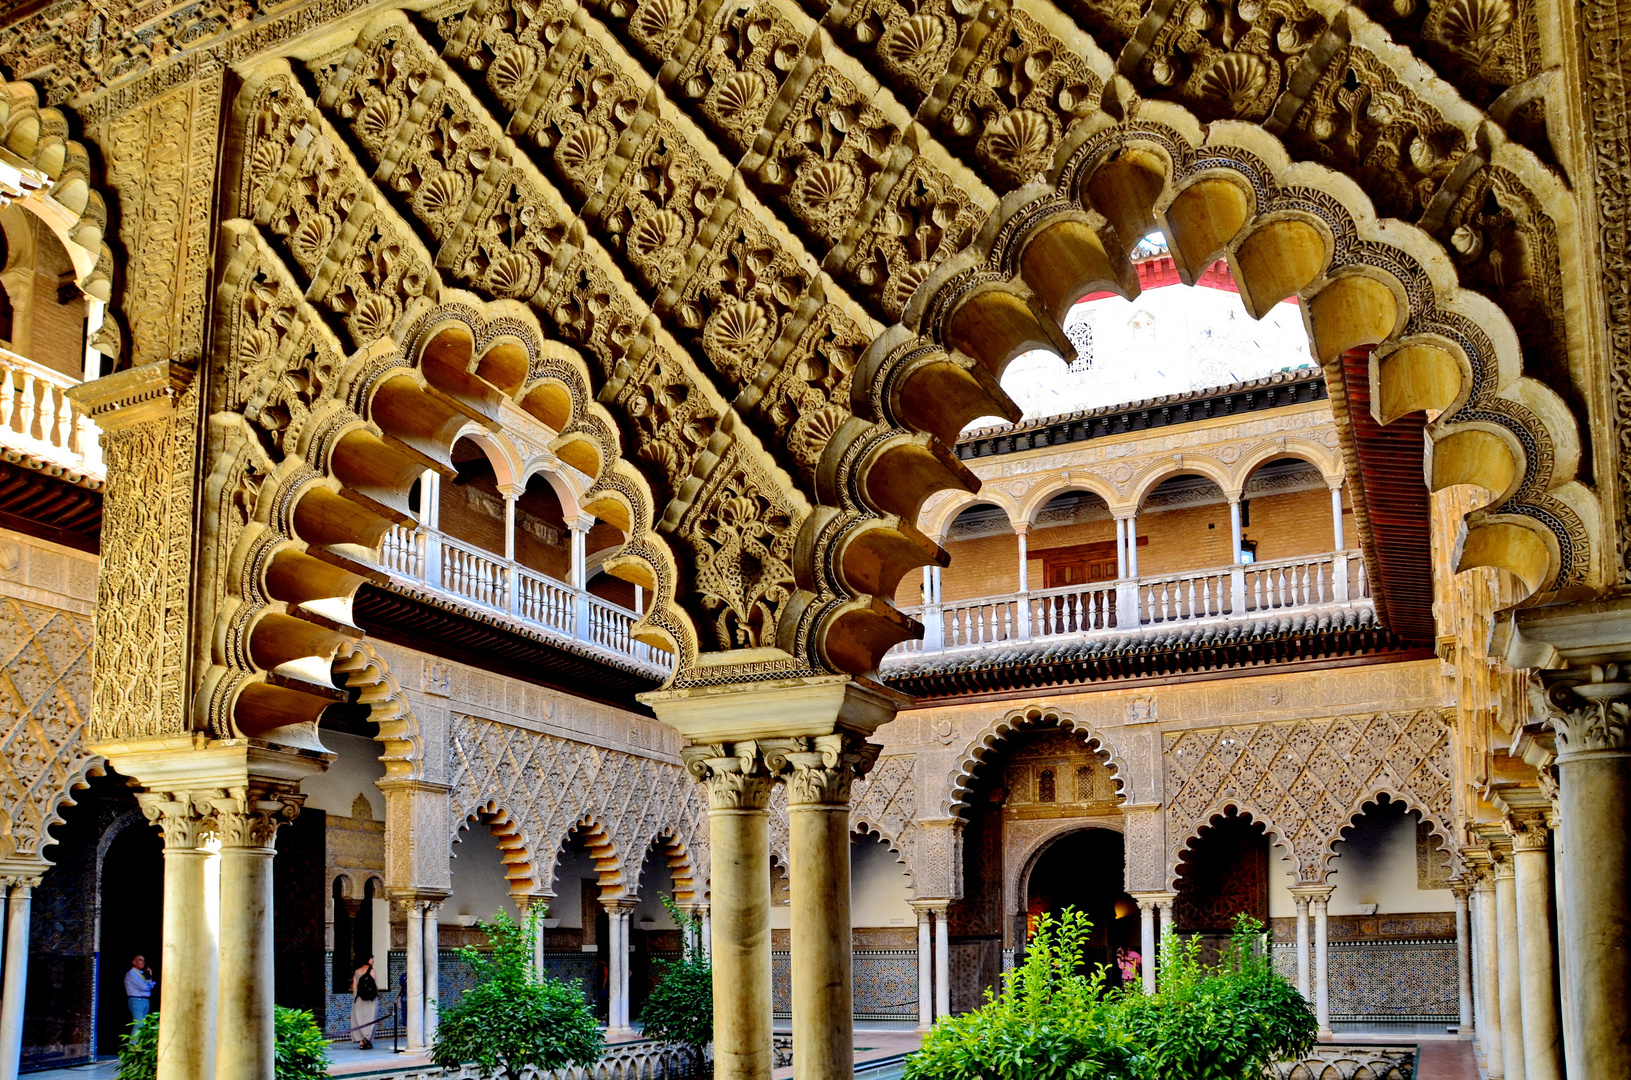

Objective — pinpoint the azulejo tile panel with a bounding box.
[771,950,918,1017]
[1271,939,1457,1020]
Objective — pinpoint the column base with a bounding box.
[606,1027,639,1043]
[1317,1027,1334,1041]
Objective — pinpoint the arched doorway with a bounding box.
[1023,829,1138,987]
[96,809,163,1056]
[1174,808,1271,964]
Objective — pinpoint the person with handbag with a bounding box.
[351,956,380,1049]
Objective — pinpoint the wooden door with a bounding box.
[1042,541,1119,587]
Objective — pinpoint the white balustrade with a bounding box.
[371,524,669,672]
[0,348,103,479]
[889,550,1369,657]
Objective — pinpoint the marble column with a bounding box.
[933,904,951,1019]
[1312,890,1332,1038]
[1506,813,1561,1080]
[1115,517,1127,578]
[213,788,300,1080]
[689,747,774,1080]
[0,876,39,1080]
[915,907,933,1028]
[1452,883,1474,1033]
[1228,498,1242,564]
[605,900,637,1039]
[1495,858,1527,1080]
[700,906,712,961]
[1294,895,1311,1000]
[403,899,425,1051]
[780,735,875,1080]
[1153,893,1175,982]
[1535,673,1631,1080]
[1329,482,1345,549]
[1137,900,1157,994]
[1473,875,1503,1077]
[140,793,220,1080]
[423,902,441,1045]
[1126,513,1139,577]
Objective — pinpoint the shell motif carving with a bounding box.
[977,108,1055,185]
[880,14,947,76]
[555,124,611,181]
[633,0,691,48]
[487,46,538,106]
[414,172,468,224]
[1431,0,1515,58]
[702,299,772,373]
[712,72,769,128]
[355,96,402,149]
[790,161,861,231]
[1194,54,1273,117]
[485,251,540,298]
[629,208,690,275]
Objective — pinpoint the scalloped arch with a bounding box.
[943,704,1133,817]
[893,102,1597,601]
[546,815,627,900]
[331,639,422,781]
[640,828,700,905]
[1324,790,1456,885]
[1167,802,1296,894]
[455,798,542,898]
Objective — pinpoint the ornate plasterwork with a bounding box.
[1162,708,1457,885]
[447,711,710,898]
[943,703,1132,815]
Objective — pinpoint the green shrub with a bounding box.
[432,908,605,1080]
[904,910,1316,1080]
[638,895,713,1051]
[117,1007,329,1080]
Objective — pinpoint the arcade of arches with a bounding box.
[0,0,1627,1079]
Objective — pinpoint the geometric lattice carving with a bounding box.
[0,598,102,861]
[447,713,709,899]
[1164,710,1455,884]
[766,751,919,884]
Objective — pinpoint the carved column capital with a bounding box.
[136,790,219,850]
[1504,809,1552,852]
[208,783,305,850]
[1451,880,1474,901]
[682,741,775,811]
[1528,667,1631,755]
[765,733,881,806]
[0,875,42,890]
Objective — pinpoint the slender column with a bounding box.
[1548,808,1574,1076]
[1136,899,1156,994]
[422,471,443,585]
[1126,512,1139,578]
[402,900,425,1051]
[684,745,774,1080]
[1115,517,1127,578]
[1312,892,1332,1038]
[914,906,933,1029]
[775,736,878,1080]
[1452,883,1474,1033]
[1507,814,1561,1080]
[423,902,441,1045]
[932,904,951,1019]
[1014,526,1031,641]
[700,906,712,961]
[0,876,39,1080]
[1473,875,1503,1077]
[138,793,221,1080]
[1294,896,1311,999]
[1495,858,1527,1080]
[501,486,517,562]
[605,900,637,1038]
[1329,482,1345,549]
[1228,497,1243,564]
[212,787,302,1080]
[1534,672,1631,1080]
[570,518,592,640]
[1155,896,1173,948]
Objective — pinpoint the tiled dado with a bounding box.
[772,950,918,1018]
[1271,940,1458,1020]
[1270,911,1456,944]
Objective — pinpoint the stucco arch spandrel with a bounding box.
[1230,439,1344,493]
[943,704,1134,817]
[332,639,423,781]
[920,489,1021,544]
[898,104,1597,602]
[1015,471,1124,526]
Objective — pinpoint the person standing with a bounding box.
[124,955,155,1025]
[351,956,380,1049]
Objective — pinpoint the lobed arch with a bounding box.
[27,754,110,865]
[851,821,915,885]
[1167,802,1296,895]
[895,99,1596,601]
[1126,456,1239,511]
[546,815,627,901]
[641,828,700,907]
[1323,790,1457,886]
[943,704,1133,817]
[1015,474,1122,526]
[455,798,541,898]
[201,225,692,747]
[331,639,423,781]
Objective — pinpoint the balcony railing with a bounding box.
[0,349,102,480]
[379,524,671,674]
[892,550,1369,656]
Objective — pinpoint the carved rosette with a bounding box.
[1530,668,1631,756]
[765,734,882,807]
[682,742,776,811]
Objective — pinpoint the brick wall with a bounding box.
[439,468,506,556]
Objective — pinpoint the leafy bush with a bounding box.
[118,1007,329,1080]
[432,908,605,1080]
[639,895,713,1071]
[904,910,1315,1080]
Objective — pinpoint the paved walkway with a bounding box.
[1337,1033,1480,1080]
[771,1029,924,1080]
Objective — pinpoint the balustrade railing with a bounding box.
[378,523,669,671]
[893,550,1369,658]
[0,349,103,479]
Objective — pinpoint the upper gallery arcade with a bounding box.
[0,0,1625,1076]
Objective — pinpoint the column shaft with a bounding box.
[1138,903,1156,994]
[423,905,440,1045]
[933,907,950,1019]
[1474,881,1503,1077]
[1453,886,1474,1032]
[1294,898,1310,1000]
[216,845,277,1080]
[709,789,772,1080]
[1228,499,1242,564]
[1495,865,1527,1080]
[150,801,219,1080]
[1313,899,1331,1037]
[1330,485,1345,549]
[1510,827,1561,1080]
[1555,748,1631,1080]
[0,881,34,1080]
[404,903,425,1050]
[789,802,853,1080]
[916,909,932,1029]
[1127,514,1139,577]
[1115,518,1127,579]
